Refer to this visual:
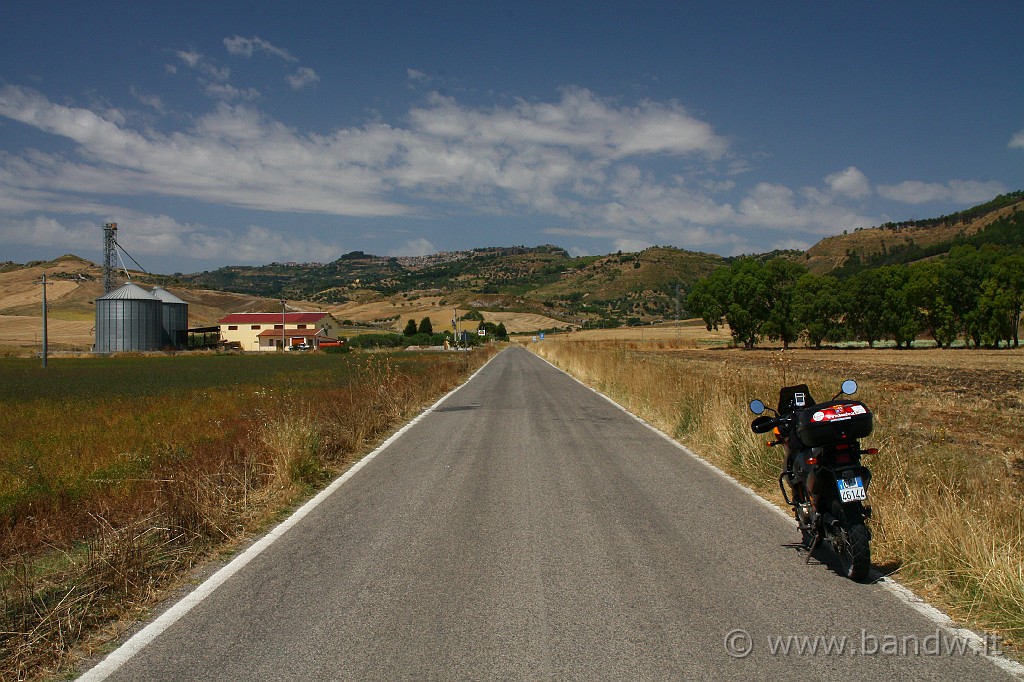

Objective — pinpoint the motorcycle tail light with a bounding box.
[805,455,818,465]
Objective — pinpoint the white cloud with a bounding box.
[131,88,164,112]
[224,36,298,62]
[0,85,732,231]
[877,179,1007,204]
[175,50,202,69]
[185,225,342,263]
[0,215,95,248]
[2,82,1010,265]
[408,87,728,160]
[736,182,873,234]
[0,209,342,266]
[1010,130,1024,149]
[771,237,813,252]
[407,69,430,83]
[0,87,409,217]
[287,67,320,90]
[613,238,653,252]
[825,166,871,199]
[0,83,871,258]
[204,83,261,101]
[391,238,436,257]
[175,50,230,81]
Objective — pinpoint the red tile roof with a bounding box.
[219,312,332,325]
[256,328,331,338]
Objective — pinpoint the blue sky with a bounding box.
[1,2,1021,274]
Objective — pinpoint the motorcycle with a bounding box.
[748,380,877,581]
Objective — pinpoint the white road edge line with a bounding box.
[77,350,502,681]
[530,349,1024,679]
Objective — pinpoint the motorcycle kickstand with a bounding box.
[805,534,821,563]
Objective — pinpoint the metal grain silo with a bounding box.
[95,282,162,353]
[151,286,189,349]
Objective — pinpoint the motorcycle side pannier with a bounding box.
[795,400,873,447]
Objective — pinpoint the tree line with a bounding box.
[401,316,509,344]
[686,244,1024,349]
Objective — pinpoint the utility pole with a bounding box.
[675,284,681,342]
[281,299,287,351]
[38,273,48,367]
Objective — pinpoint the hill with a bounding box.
[179,245,724,329]
[801,191,1024,275]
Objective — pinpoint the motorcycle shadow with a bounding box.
[782,541,898,584]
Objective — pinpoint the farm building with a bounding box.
[218,312,341,351]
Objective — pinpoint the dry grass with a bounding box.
[532,338,1024,651]
[559,319,733,344]
[0,348,497,680]
[0,316,96,349]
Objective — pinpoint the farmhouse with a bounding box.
[218,312,342,351]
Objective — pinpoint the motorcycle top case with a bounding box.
[794,400,873,447]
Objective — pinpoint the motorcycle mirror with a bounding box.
[841,379,858,396]
[749,399,766,415]
[751,415,775,433]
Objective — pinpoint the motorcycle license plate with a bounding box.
[837,476,867,502]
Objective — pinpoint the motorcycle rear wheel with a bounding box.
[832,501,871,581]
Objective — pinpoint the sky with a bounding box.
[0,1,1021,275]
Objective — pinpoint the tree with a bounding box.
[724,258,771,349]
[794,273,843,348]
[976,277,1016,347]
[687,258,777,349]
[943,246,994,348]
[907,262,957,347]
[762,258,807,349]
[686,267,730,332]
[877,266,918,348]
[846,269,889,347]
[403,318,418,336]
[418,317,433,335]
[494,322,508,340]
[991,254,1024,347]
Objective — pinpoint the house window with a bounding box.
[274,324,283,329]
[251,325,261,330]
[297,324,307,329]
[228,325,238,330]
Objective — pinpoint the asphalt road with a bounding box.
[82,346,1017,681]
